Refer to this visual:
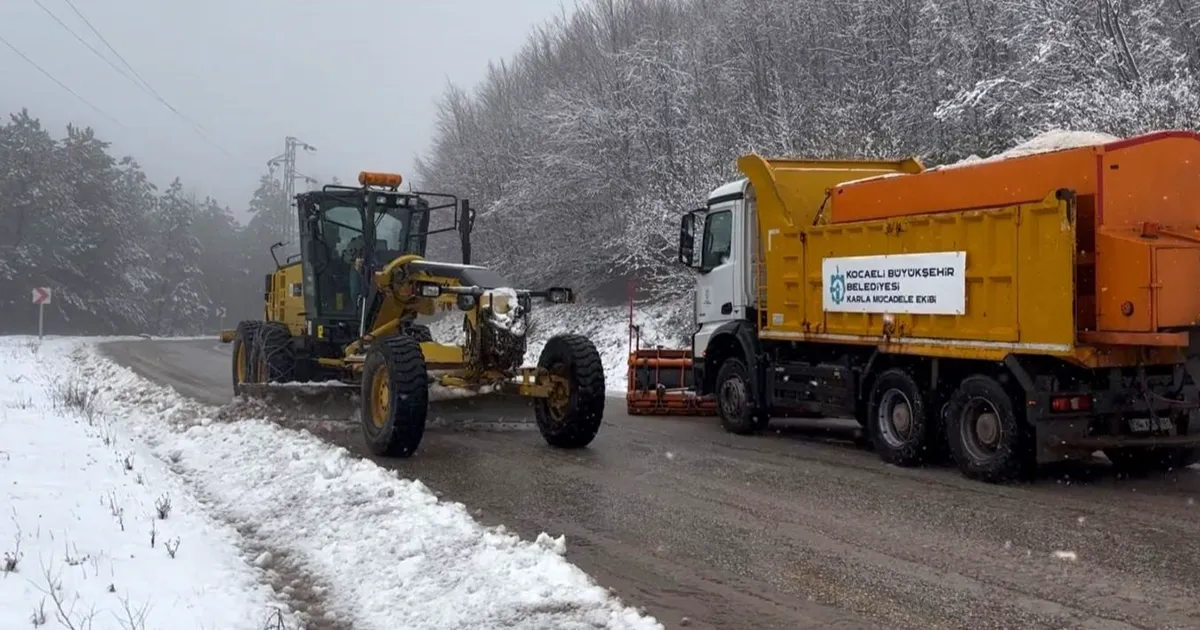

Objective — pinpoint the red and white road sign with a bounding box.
[31,287,52,305]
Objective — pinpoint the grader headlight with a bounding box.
[413,281,442,298]
[546,287,573,304]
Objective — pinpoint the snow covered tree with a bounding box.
[417,0,1200,302]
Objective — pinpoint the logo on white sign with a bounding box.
[823,251,966,315]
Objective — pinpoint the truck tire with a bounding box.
[534,334,605,449]
[361,335,429,457]
[231,320,263,393]
[867,367,931,467]
[715,357,761,435]
[944,375,1033,482]
[254,322,296,383]
[1105,446,1200,476]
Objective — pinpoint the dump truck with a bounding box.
[676,130,1200,482]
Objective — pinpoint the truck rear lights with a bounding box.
[1050,395,1093,413]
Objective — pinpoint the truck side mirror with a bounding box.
[678,213,696,266]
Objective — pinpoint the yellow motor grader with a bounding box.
[218,171,605,457]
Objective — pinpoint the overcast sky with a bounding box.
[1,0,569,218]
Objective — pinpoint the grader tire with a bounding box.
[361,335,429,458]
[231,320,263,394]
[534,333,605,449]
[254,322,297,383]
[402,324,434,343]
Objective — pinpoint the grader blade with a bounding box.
[425,390,539,430]
[230,382,360,423]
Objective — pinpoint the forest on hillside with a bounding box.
[0,109,290,335]
[7,0,1200,335]
[416,0,1200,297]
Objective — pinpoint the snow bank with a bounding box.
[941,129,1121,169]
[430,302,688,394]
[3,336,663,630]
[0,338,292,630]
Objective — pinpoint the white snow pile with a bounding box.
[430,301,688,394]
[940,129,1121,170]
[0,336,663,630]
[0,337,295,630]
[833,129,1122,189]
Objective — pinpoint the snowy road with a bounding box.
[103,338,1200,630]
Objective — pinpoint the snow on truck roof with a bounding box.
[836,130,1123,187]
[706,130,1129,197]
[935,129,1122,171]
[707,178,747,202]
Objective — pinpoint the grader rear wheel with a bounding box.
[534,334,605,449]
[255,323,297,383]
[360,335,429,458]
[231,320,263,394]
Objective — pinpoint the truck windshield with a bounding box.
[701,209,732,270]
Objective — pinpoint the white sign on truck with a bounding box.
[822,251,966,315]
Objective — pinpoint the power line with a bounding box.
[0,29,260,184]
[58,0,210,133]
[31,0,140,88]
[43,0,255,168]
[0,31,123,128]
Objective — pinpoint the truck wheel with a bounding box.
[361,335,429,457]
[944,375,1033,482]
[867,367,931,467]
[715,357,761,435]
[255,322,296,383]
[1105,446,1200,476]
[231,320,263,393]
[534,334,605,449]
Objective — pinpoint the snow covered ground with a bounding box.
[429,301,689,395]
[0,336,663,630]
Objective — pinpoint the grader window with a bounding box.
[313,205,366,320]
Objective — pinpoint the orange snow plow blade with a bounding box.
[626,348,716,416]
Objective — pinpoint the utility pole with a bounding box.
[267,136,317,256]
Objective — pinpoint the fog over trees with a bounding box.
[6,0,1200,334]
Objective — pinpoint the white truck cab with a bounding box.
[678,178,759,395]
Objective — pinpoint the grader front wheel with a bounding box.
[360,335,429,458]
[534,334,606,449]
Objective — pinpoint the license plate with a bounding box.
[1128,417,1175,433]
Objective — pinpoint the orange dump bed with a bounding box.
[826,131,1200,345]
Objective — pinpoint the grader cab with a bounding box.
[219,171,606,458]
